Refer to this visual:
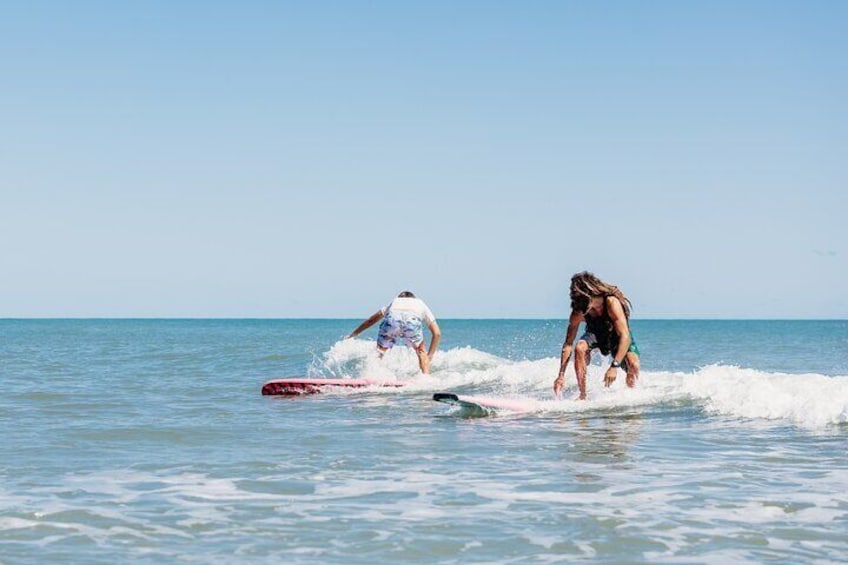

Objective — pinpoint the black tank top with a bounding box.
[584,295,619,355]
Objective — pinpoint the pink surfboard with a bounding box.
[261,377,409,396]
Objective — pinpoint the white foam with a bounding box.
[4,459,845,562]
[664,364,848,428]
[315,341,848,428]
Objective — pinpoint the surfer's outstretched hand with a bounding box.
[604,366,617,387]
[553,375,565,398]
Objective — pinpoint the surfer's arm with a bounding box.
[558,311,582,373]
[607,297,631,365]
[347,310,383,338]
[426,320,441,360]
[604,297,631,386]
[554,311,582,395]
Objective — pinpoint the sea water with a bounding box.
[1,319,846,563]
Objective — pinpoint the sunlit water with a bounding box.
[1,319,847,563]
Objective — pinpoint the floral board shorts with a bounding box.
[377,313,424,349]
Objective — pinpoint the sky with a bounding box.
[1,1,845,319]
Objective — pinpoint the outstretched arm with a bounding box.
[553,310,583,396]
[347,310,384,339]
[604,297,631,386]
[427,320,441,360]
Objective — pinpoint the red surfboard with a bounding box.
[261,377,410,396]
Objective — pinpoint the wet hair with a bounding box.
[397,291,416,298]
[569,271,632,319]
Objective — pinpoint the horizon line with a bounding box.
[1,317,846,322]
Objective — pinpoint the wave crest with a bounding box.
[311,340,848,428]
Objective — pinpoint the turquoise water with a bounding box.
[1,319,847,563]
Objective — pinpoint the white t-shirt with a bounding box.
[381,297,436,324]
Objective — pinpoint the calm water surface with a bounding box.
[1,319,847,563]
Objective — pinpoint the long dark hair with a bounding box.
[569,271,632,319]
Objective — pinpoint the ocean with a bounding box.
[1,319,847,563]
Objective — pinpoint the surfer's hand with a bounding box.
[604,366,617,387]
[553,375,565,397]
[344,334,354,340]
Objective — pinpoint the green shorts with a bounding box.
[579,332,640,369]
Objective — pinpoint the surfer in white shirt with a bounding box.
[346,291,441,374]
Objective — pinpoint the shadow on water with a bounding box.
[566,413,644,467]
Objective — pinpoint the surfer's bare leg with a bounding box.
[625,351,640,388]
[574,340,591,400]
[414,342,430,374]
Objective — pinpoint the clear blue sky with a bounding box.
[1,1,845,318]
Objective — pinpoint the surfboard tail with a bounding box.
[261,381,321,396]
[261,377,410,396]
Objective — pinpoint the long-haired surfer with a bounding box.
[553,272,641,400]
[346,291,441,374]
